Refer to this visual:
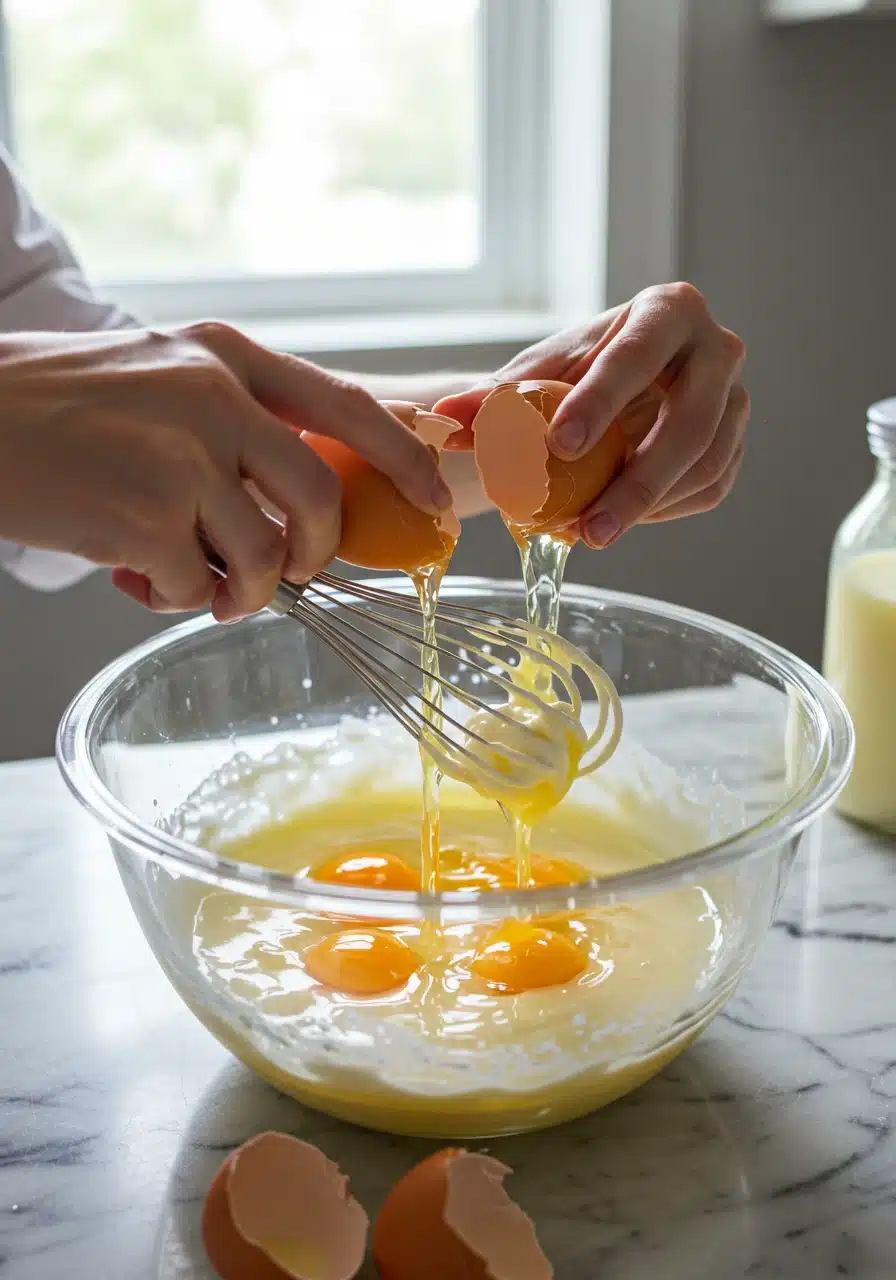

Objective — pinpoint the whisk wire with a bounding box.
[306,579,585,732]
[302,581,577,755]
[289,594,558,776]
[204,549,621,797]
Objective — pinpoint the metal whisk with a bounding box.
[204,550,622,802]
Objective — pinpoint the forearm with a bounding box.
[0,147,142,589]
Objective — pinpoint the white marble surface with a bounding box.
[0,758,894,1279]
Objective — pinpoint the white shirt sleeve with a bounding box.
[0,144,140,591]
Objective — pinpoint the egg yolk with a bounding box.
[304,929,418,996]
[311,852,422,926]
[437,851,584,892]
[497,854,585,890]
[312,851,421,893]
[301,849,589,997]
[472,920,586,994]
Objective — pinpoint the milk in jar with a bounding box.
[822,398,896,833]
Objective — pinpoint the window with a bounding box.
[0,1,682,335]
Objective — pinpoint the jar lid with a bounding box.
[868,397,896,428]
[867,397,896,458]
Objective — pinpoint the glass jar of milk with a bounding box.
[822,397,896,834]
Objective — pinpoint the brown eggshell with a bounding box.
[442,1153,552,1280]
[373,1148,552,1280]
[202,1131,368,1280]
[203,1153,288,1280]
[471,379,626,537]
[303,402,460,573]
[402,404,462,544]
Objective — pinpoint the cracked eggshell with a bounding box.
[203,1152,285,1280]
[373,1148,552,1280]
[303,401,460,573]
[470,379,626,537]
[202,1131,368,1280]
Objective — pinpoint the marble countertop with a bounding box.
[0,757,894,1279]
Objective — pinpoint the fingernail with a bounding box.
[549,418,587,458]
[431,473,453,511]
[584,511,622,549]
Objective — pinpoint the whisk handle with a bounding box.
[200,538,307,617]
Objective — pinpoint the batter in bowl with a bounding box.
[163,719,743,1138]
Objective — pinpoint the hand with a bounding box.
[436,283,749,547]
[0,323,450,620]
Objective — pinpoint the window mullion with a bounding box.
[480,0,549,310]
[0,1,16,152]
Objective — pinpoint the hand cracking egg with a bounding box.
[373,1148,553,1280]
[302,380,623,567]
[304,401,461,572]
[202,1132,368,1280]
[437,378,626,538]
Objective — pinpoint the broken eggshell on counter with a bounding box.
[373,1148,553,1280]
[202,1131,369,1280]
[436,378,627,539]
[303,401,461,573]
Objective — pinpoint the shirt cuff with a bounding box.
[0,540,97,590]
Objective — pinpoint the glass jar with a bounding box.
[822,397,896,834]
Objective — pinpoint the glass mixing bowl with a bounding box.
[57,578,852,1139]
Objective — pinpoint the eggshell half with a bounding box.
[203,1153,287,1280]
[373,1148,552,1280]
[471,379,626,536]
[395,403,462,544]
[303,402,460,573]
[202,1131,368,1280]
[443,1153,553,1280]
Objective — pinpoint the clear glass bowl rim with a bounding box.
[56,575,854,920]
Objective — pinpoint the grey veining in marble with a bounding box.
[0,759,894,1279]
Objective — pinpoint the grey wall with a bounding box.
[671,0,895,656]
[3,0,896,761]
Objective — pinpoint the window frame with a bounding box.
[0,0,551,322]
[0,0,686,340]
